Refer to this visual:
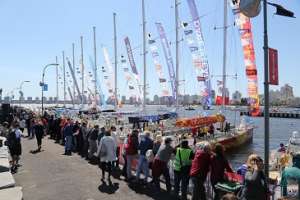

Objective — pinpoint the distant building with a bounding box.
[153,95,159,105]
[280,84,294,102]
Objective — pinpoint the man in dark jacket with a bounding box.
[63,119,73,156]
[136,131,153,183]
[190,142,211,200]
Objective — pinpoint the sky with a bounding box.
[0,0,299,101]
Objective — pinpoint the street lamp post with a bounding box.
[41,63,59,115]
[19,80,30,106]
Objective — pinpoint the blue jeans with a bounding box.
[136,155,149,181]
[65,136,73,152]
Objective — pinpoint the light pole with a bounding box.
[19,80,30,106]
[41,63,59,115]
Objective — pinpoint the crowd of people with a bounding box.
[0,108,273,200]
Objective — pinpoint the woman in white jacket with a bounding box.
[96,131,117,183]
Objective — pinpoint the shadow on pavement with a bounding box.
[98,181,119,194]
[29,149,44,154]
[127,181,175,200]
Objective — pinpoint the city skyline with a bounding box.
[0,0,299,101]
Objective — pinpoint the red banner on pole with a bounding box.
[269,48,278,85]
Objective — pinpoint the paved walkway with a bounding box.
[13,137,172,200]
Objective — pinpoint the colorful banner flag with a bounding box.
[148,36,170,97]
[124,37,138,76]
[155,22,176,100]
[269,48,278,85]
[186,0,212,107]
[120,55,140,100]
[124,37,143,101]
[231,0,260,116]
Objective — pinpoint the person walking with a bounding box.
[152,136,175,194]
[63,119,74,156]
[33,119,45,152]
[110,126,120,169]
[125,129,139,181]
[80,122,89,159]
[210,143,233,200]
[239,154,268,200]
[7,123,22,173]
[96,131,117,184]
[190,142,212,200]
[136,131,153,184]
[88,125,99,160]
[173,139,194,200]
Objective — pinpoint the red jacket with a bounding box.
[190,149,211,178]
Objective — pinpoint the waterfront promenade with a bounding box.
[13,137,173,200]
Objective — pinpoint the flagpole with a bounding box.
[72,43,76,104]
[80,36,84,106]
[113,13,118,110]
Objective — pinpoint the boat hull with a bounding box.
[215,128,254,151]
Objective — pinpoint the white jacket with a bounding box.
[97,136,117,162]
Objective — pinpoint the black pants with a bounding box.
[101,161,112,179]
[121,154,127,177]
[174,170,190,200]
[191,176,206,200]
[153,164,171,193]
[36,135,42,147]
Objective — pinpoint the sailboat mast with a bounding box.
[93,26,98,106]
[55,56,59,103]
[222,0,228,109]
[62,51,66,108]
[80,36,84,105]
[142,0,147,110]
[175,0,179,107]
[72,43,76,104]
[113,13,118,110]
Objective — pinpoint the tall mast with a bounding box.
[93,26,98,106]
[80,36,84,105]
[62,51,66,108]
[142,0,147,111]
[55,56,59,103]
[113,13,118,110]
[175,0,179,107]
[72,43,76,104]
[222,0,228,109]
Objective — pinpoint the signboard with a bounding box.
[269,48,279,85]
[43,84,48,91]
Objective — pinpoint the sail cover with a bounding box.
[186,0,212,108]
[231,0,260,116]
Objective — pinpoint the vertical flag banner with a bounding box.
[186,0,212,108]
[155,22,176,100]
[231,0,260,116]
[148,35,170,97]
[102,47,115,99]
[268,48,278,85]
[120,55,140,100]
[67,59,82,100]
[124,37,143,100]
